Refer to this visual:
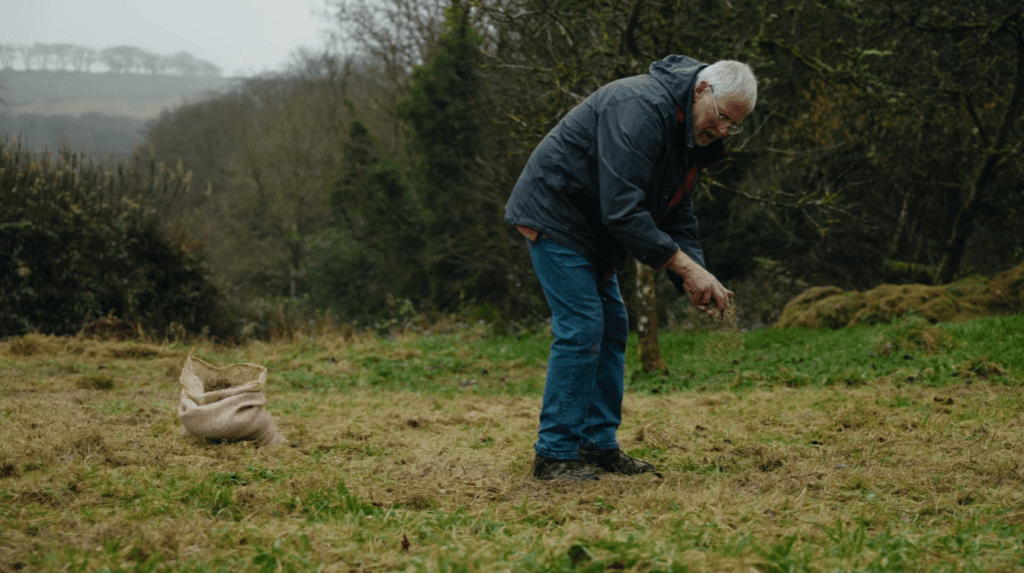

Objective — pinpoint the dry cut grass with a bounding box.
[2,327,1024,572]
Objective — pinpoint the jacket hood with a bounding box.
[649,55,708,110]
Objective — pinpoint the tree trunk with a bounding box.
[936,28,1024,284]
[635,260,668,375]
[887,188,913,259]
[934,167,994,284]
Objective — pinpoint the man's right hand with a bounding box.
[665,249,734,318]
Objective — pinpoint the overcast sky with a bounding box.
[0,0,336,77]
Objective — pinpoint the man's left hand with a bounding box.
[666,249,734,319]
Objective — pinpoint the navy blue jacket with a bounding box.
[505,55,727,288]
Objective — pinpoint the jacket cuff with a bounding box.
[654,249,679,271]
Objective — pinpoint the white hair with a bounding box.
[696,60,758,109]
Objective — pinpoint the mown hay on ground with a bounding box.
[776,262,1024,329]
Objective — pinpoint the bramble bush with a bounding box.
[0,139,235,339]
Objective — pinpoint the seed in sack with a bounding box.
[205,377,234,391]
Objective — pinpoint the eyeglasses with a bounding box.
[709,85,743,135]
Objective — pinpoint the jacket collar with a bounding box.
[676,106,727,165]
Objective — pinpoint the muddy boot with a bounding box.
[579,447,663,478]
[532,454,599,481]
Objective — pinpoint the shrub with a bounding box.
[0,139,235,339]
[873,314,954,355]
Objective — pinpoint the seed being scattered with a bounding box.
[723,305,737,321]
[705,305,743,359]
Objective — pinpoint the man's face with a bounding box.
[692,81,751,147]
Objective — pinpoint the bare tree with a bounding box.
[197,60,222,77]
[14,44,32,70]
[73,46,98,72]
[145,53,357,297]
[168,51,200,76]
[22,44,50,70]
[50,43,77,71]
[326,0,448,154]
[138,49,162,74]
[0,44,17,70]
[933,7,1024,283]
[100,46,130,73]
[220,68,350,296]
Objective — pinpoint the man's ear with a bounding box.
[693,80,709,101]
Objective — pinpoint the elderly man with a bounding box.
[505,55,757,481]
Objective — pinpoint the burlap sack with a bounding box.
[177,354,286,445]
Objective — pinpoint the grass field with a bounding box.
[2,314,1024,572]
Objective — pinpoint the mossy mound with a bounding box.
[978,261,1024,315]
[776,262,1024,329]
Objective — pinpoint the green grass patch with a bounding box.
[624,314,1024,394]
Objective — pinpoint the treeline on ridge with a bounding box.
[0,43,222,76]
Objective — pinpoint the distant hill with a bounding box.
[0,70,243,155]
[1,69,242,117]
[0,112,147,158]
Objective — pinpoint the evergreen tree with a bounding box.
[397,1,498,311]
[309,115,424,321]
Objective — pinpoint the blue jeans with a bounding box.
[529,238,628,459]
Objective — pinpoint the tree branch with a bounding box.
[960,92,991,147]
[705,177,858,220]
[765,39,834,75]
[992,23,1024,153]
[479,61,554,73]
[621,0,644,61]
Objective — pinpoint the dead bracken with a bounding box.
[776,261,1024,329]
